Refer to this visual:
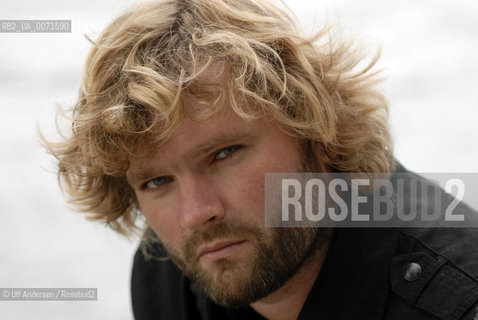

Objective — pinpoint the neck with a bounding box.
[250,233,331,320]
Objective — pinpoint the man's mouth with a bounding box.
[198,240,247,262]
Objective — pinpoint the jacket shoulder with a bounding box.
[388,160,478,319]
[387,227,478,320]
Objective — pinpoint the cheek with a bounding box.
[235,171,266,219]
[219,162,276,224]
[227,149,301,221]
[136,196,183,248]
[219,143,303,223]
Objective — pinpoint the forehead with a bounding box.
[161,106,260,151]
[185,60,229,97]
[152,60,264,149]
[126,61,277,170]
[127,105,266,172]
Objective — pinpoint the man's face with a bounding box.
[127,103,325,307]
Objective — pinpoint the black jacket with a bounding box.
[131,166,478,320]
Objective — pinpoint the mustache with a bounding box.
[183,219,265,261]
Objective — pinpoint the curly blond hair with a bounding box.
[44,0,394,236]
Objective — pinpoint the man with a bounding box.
[45,0,478,319]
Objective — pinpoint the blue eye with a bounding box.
[145,177,171,189]
[214,145,242,161]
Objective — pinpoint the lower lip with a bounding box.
[200,241,247,263]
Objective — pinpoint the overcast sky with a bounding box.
[0,0,477,319]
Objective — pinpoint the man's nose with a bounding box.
[178,175,225,230]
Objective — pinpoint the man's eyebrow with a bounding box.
[126,130,256,186]
[184,130,256,159]
[126,170,156,187]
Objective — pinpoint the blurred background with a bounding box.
[0,0,477,319]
